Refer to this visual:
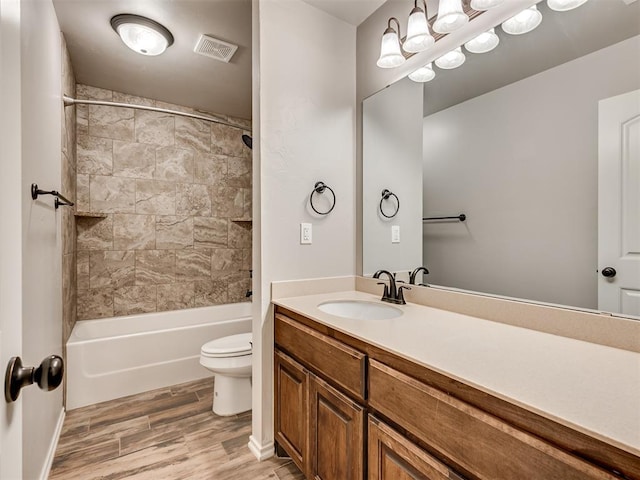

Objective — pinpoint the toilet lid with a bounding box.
[201,333,252,357]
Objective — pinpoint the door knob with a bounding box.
[601,267,617,278]
[4,355,64,403]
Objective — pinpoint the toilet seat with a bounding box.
[201,333,252,358]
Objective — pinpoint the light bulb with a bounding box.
[377,28,405,68]
[464,28,499,54]
[433,0,468,34]
[501,5,542,35]
[408,63,436,82]
[403,7,434,53]
[117,24,168,56]
[470,0,504,10]
[435,47,466,69]
[547,0,589,11]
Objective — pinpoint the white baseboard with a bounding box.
[248,435,274,461]
[40,407,65,480]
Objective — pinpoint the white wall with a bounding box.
[251,0,356,458]
[362,78,423,277]
[422,36,640,309]
[21,0,64,478]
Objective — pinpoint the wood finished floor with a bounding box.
[50,378,304,480]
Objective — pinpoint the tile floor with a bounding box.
[50,378,304,479]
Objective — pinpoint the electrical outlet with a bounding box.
[300,223,312,244]
[392,225,400,243]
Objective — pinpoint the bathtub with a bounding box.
[66,303,252,410]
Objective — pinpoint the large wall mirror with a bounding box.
[362,0,640,319]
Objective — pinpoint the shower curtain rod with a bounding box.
[63,96,248,131]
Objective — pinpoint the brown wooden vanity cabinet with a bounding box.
[274,313,366,479]
[274,307,639,480]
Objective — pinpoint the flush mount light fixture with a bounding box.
[470,0,505,10]
[435,47,466,69]
[464,27,499,53]
[433,0,469,34]
[501,5,542,35]
[110,14,174,56]
[376,17,406,68]
[547,0,589,11]
[408,63,436,83]
[403,0,435,53]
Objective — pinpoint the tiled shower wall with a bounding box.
[75,84,252,320]
[62,36,77,342]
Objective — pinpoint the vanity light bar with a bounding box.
[406,0,591,81]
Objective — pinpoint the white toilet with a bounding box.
[200,332,252,416]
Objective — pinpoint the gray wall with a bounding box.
[422,35,640,309]
[363,78,423,277]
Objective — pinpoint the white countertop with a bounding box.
[273,290,640,456]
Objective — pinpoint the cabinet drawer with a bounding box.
[368,360,618,480]
[275,313,366,401]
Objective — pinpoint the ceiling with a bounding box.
[53,0,389,120]
[53,0,252,119]
[300,0,387,26]
[422,0,640,116]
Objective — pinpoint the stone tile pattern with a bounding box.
[50,378,304,480]
[62,35,77,344]
[76,85,252,320]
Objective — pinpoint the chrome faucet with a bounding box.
[373,270,410,305]
[409,266,430,285]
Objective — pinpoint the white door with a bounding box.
[598,89,640,317]
[0,0,25,478]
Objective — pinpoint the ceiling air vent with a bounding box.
[194,34,238,63]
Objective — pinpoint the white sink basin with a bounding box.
[317,300,403,320]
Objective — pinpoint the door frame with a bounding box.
[0,0,25,478]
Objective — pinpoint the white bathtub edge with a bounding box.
[70,316,252,345]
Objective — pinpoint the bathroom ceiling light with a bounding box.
[408,63,436,82]
[403,0,435,53]
[110,14,174,56]
[376,17,406,68]
[433,0,469,34]
[464,28,499,54]
[435,47,466,69]
[501,5,542,35]
[470,0,505,10]
[547,0,589,11]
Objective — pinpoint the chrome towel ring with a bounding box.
[379,189,399,218]
[309,181,336,215]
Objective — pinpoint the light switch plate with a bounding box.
[392,225,400,243]
[300,223,312,244]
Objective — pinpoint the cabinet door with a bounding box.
[309,374,364,480]
[275,350,308,473]
[368,416,457,480]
